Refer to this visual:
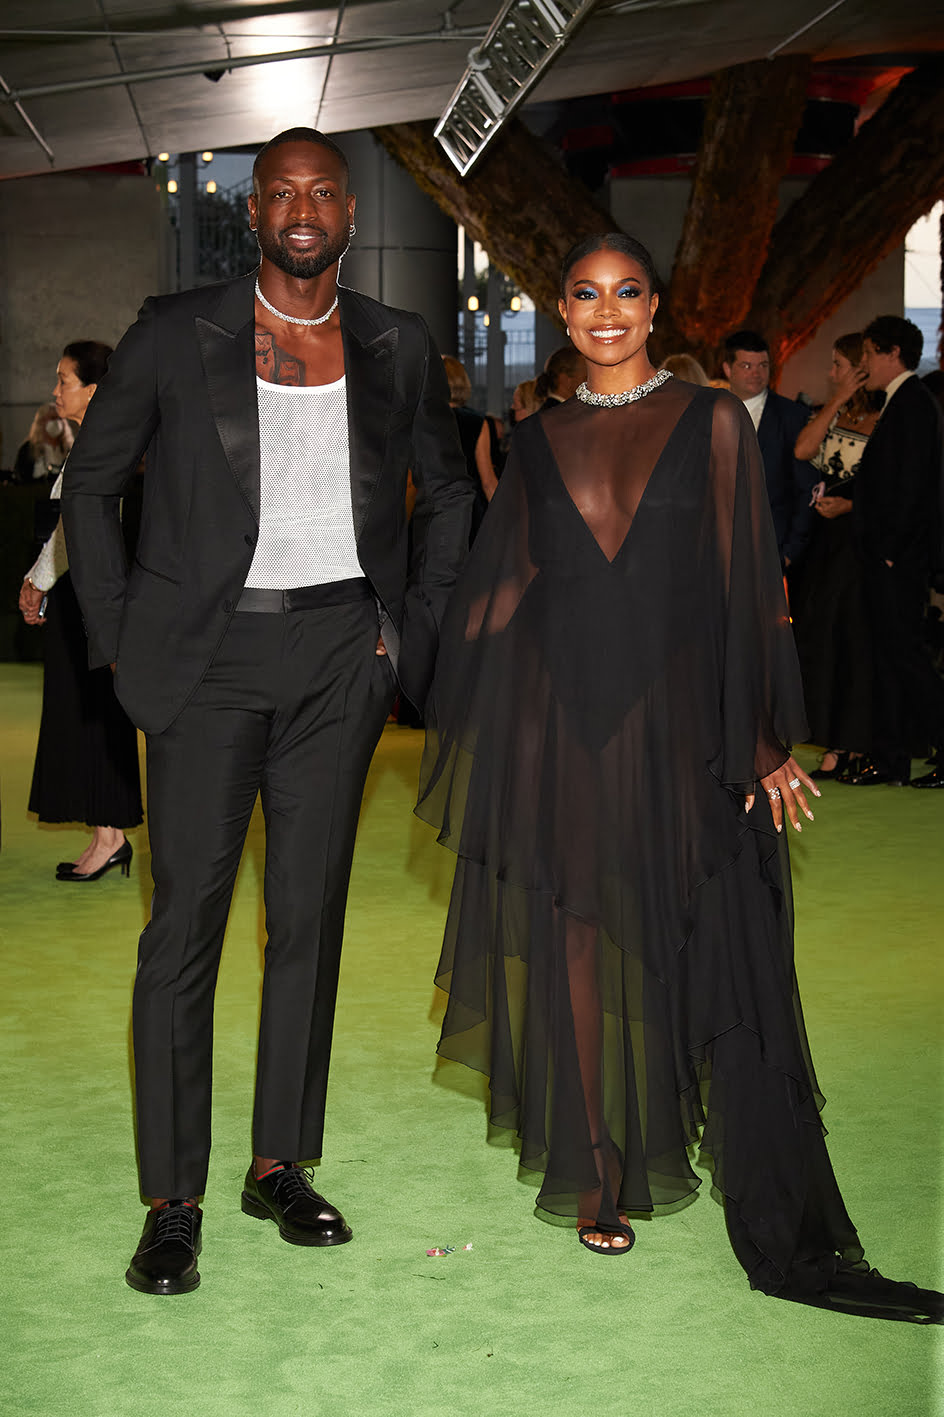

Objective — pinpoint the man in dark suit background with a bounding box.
[62,128,473,1294]
[722,330,815,568]
[538,344,586,411]
[845,314,944,786]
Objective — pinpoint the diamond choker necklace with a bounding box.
[255,278,338,327]
[575,368,673,407]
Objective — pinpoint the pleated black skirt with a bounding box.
[28,572,143,828]
[790,514,872,751]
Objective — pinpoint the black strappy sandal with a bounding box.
[577,1220,635,1255]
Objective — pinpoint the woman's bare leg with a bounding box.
[72,826,126,874]
[565,914,632,1250]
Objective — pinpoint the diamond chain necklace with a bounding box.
[254,278,338,327]
[575,368,673,407]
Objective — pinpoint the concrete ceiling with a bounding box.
[1,0,942,178]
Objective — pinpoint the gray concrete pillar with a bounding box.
[334,130,458,359]
[177,153,198,292]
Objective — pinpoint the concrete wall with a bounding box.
[335,130,458,360]
[608,174,905,399]
[0,171,168,467]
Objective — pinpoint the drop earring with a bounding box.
[649,322,654,333]
[349,222,357,236]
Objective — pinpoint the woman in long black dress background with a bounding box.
[18,341,142,881]
[417,234,942,1322]
[790,333,882,779]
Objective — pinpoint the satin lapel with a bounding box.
[341,295,398,542]
[196,304,260,526]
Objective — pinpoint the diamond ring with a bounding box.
[768,788,781,800]
[788,777,801,789]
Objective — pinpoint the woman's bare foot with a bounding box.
[72,827,126,876]
[819,750,840,773]
[577,1214,634,1252]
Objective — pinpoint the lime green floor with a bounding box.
[1,663,941,1417]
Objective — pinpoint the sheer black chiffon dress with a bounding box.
[417,380,942,1322]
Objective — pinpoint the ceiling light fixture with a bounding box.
[435,0,600,176]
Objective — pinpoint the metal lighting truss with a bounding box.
[435,0,600,176]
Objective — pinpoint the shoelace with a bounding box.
[270,1165,322,1204]
[153,1202,198,1246]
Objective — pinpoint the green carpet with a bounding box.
[1,662,941,1417]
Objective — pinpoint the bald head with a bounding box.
[252,127,350,195]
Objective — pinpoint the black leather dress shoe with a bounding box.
[835,754,868,783]
[241,1163,352,1246]
[910,767,944,788]
[126,1201,202,1294]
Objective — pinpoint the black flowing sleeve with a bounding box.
[708,393,808,791]
[417,437,537,845]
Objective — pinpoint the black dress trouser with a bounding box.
[864,561,944,773]
[132,591,396,1197]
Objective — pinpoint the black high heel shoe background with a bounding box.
[810,751,849,781]
[57,841,133,882]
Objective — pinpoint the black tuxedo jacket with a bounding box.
[61,276,473,733]
[755,390,816,565]
[854,373,944,572]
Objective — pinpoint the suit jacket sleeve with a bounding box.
[781,399,817,567]
[398,320,474,707]
[61,298,160,668]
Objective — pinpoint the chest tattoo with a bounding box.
[255,330,305,386]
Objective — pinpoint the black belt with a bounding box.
[236,578,372,613]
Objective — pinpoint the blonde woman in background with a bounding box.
[660,352,710,387]
[11,403,74,483]
[511,378,541,422]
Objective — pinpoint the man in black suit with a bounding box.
[62,128,473,1293]
[722,330,815,568]
[845,315,944,787]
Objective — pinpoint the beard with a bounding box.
[256,222,349,280]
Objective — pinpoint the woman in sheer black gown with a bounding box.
[417,234,942,1323]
